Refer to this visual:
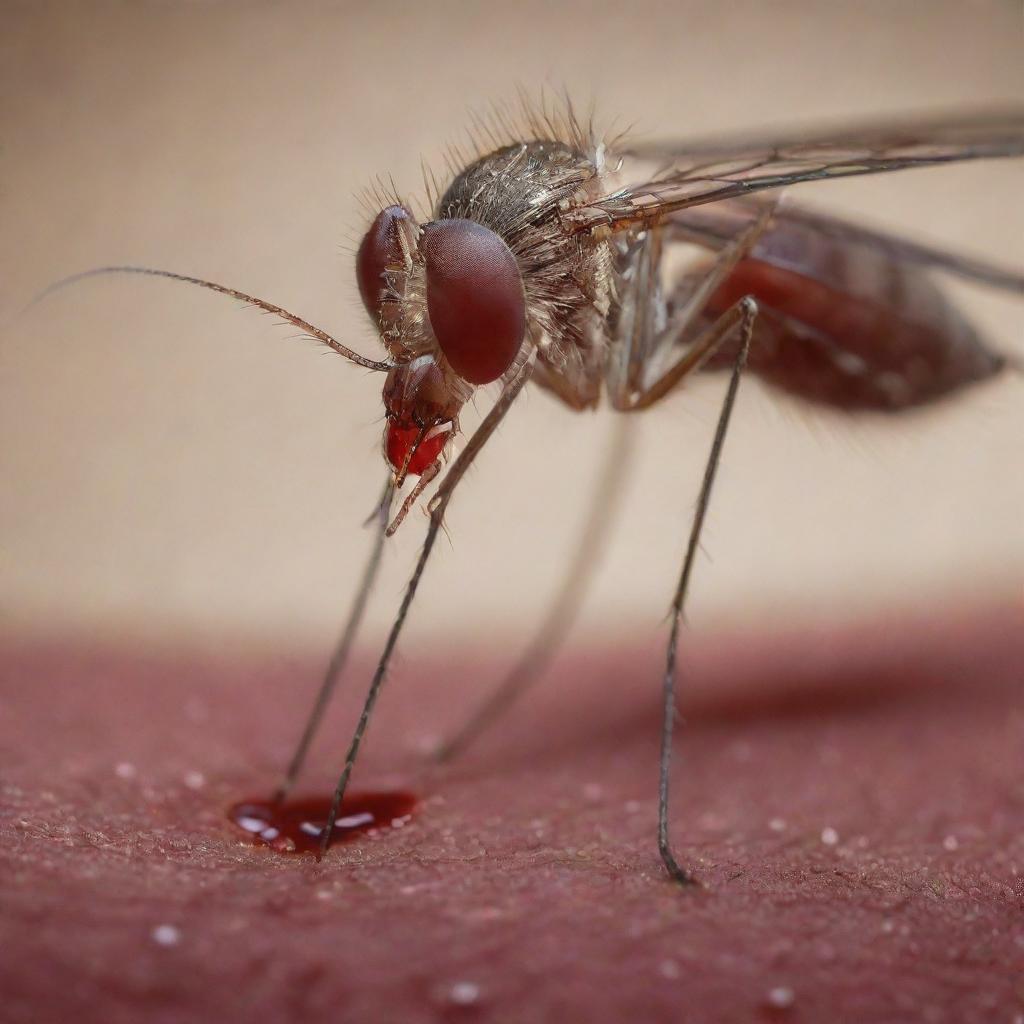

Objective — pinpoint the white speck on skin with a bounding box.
[115,762,137,780]
[821,827,839,846]
[766,986,795,1009]
[769,818,786,833]
[582,783,604,802]
[624,800,642,814]
[183,771,205,790]
[942,834,959,851]
[449,982,481,1006]
[151,924,181,947]
[881,919,895,934]
[731,741,753,762]
[416,734,441,755]
[658,959,681,979]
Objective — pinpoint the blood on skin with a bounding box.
[229,792,416,854]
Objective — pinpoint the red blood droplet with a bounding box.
[228,792,416,854]
[420,218,525,385]
[385,422,450,475]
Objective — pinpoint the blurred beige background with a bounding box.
[2,0,1022,656]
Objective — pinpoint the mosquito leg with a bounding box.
[607,198,776,412]
[317,352,537,858]
[272,476,395,804]
[654,296,758,886]
[606,203,773,884]
[433,415,635,764]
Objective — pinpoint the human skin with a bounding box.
[2,601,1022,1023]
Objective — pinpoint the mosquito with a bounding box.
[43,99,1024,885]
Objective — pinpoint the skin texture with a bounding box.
[2,600,1022,1024]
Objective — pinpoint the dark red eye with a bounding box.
[356,205,412,319]
[420,219,526,385]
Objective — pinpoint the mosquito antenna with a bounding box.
[28,266,393,371]
[317,352,536,859]
[272,475,396,805]
[434,414,635,763]
[658,298,757,887]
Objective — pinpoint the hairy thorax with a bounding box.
[436,141,618,397]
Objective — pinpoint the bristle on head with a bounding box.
[355,90,621,237]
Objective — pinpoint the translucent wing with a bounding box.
[565,110,1024,234]
[667,198,1024,296]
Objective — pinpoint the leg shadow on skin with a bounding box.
[434,599,1024,779]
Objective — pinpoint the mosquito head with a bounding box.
[359,206,527,483]
[382,354,462,481]
[358,206,526,385]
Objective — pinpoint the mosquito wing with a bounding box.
[666,198,1024,296]
[565,110,1024,235]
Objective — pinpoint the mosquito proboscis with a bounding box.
[38,98,1024,885]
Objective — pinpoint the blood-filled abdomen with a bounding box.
[698,216,1005,411]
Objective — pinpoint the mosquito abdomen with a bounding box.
[702,222,1005,411]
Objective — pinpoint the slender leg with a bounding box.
[605,205,773,883]
[608,198,777,410]
[317,352,537,858]
[654,296,758,886]
[272,476,395,804]
[434,415,635,764]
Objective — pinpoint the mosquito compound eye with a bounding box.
[420,219,526,385]
[356,205,413,320]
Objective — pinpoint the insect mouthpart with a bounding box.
[385,421,453,478]
[381,354,463,485]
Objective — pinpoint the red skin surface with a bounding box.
[2,603,1023,1023]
